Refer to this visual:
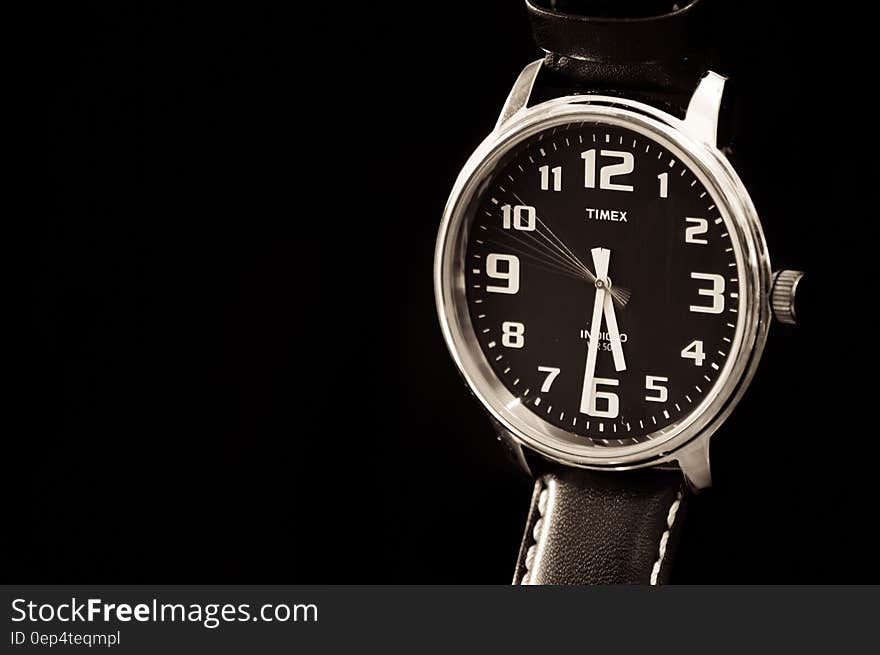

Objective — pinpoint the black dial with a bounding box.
[464,121,742,445]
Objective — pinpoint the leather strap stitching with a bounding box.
[519,480,549,585]
[649,490,682,585]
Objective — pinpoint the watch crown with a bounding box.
[770,270,804,325]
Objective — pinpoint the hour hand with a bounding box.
[591,248,626,372]
[509,192,631,306]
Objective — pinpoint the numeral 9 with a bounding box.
[486,254,520,294]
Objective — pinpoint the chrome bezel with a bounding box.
[434,95,771,470]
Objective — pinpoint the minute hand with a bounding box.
[602,279,627,372]
[579,248,609,415]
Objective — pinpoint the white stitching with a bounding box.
[519,482,549,585]
[649,491,682,586]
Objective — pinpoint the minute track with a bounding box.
[464,120,743,446]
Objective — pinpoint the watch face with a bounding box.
[455,117,746,448]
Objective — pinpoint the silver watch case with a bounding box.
[434,61,771,490]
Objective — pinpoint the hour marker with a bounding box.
[669,159,676,167]
[663,410,670,419]
[711,362,719,370]
[534,397,541,406]
[487,341,496,348]
[730,292,738,298]
[490,198,499,204]
[599,422,604,432]
[539,148,546,156]
[605,134,610,143]
[472,269,481,274]
[714,218,723,224]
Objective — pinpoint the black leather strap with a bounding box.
[510,1,706,585]
[513,466,687,585]
[525,0,714,116]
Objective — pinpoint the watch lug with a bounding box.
[489,419,533,477]
[675,437,713,492]
[495,59,543,131]
[682,70,727,148]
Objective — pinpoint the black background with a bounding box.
[27,1,878,583]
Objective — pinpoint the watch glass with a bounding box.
[459,118,745,447]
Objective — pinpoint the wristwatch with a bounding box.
[434,0,804,584]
